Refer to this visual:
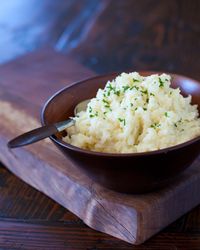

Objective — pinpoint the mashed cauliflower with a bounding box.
[63,72,200,153]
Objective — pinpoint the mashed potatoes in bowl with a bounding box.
[63,72,200,153]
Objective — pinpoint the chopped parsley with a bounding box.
[143,107,147,111]
[133,78,140,82]
[150,92,155,96]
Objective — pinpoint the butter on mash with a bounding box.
[63,72,200,153]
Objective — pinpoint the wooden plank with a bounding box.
[1,218,200,250]
[1,49,200,244]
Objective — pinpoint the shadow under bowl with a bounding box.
[41,71,200,193]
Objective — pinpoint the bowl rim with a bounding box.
[41,71,200,158]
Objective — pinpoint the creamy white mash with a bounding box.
[63,72,200,153]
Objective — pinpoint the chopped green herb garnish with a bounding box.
[170,91,172,95]
[104,105,110,108]
[103,111,107,115]
[122,85,130,92]
[130,103,133,107]
[135,107,138,111]
[178,118,182,123]
[174,123,178,127]
[150,123,161,129]
[150,92,155,96]
[164,112,169,117]
[118,118,126,126]
[102,99,109,104]
[106,83,114,90]
[130,86,139,91]
[106,84,120,96]
[114,90,120,96]
[159,77,164,87]
[89,110,98,118]
[89,106,92,113]
[141,89,148,95]
[143,107,147,111]
[133,78,140,82]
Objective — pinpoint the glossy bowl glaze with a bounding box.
[41,72,200,193]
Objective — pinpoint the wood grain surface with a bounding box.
[0,0,200,249]
[1,49,200,249]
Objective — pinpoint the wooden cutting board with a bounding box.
[1,49,200,245]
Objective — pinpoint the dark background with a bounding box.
[0,0,200,249]
[1,0,200,77]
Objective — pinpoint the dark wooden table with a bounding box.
[0,1,200,249]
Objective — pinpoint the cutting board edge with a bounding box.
[0,138,138,244]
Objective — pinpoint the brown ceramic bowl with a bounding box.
[41,72,200,193]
